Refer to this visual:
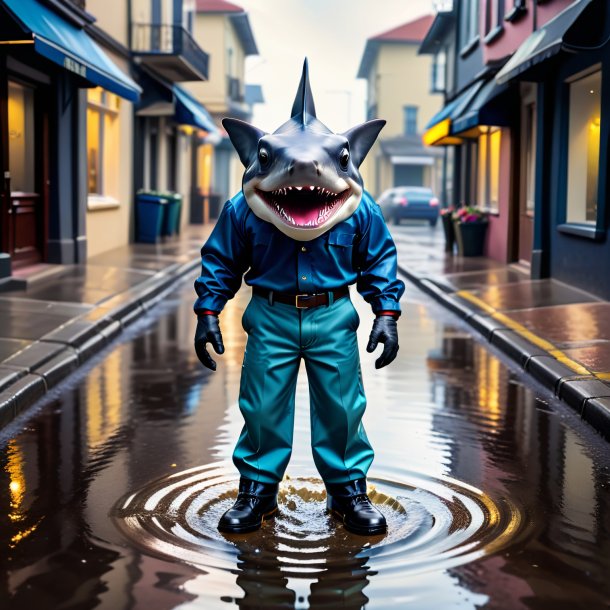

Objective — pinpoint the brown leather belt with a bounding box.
[253,286,349,309]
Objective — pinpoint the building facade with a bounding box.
[185,0,259,219]
[0,0,141,277]
[495,0,610,295]
[129,0,216,233]
[357,15,444,199]
[422,0,578,270]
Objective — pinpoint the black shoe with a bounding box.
[326,478,387,536]
[218,477,279,534]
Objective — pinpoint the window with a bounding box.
[431,51,446,93]
[484,0,504,40]
[86,88,120,202]
[404,106,418,135]
[505,0,527,23]
[477,127,501,212]
[460,0,480,53]
[7,81,35,193]
[566,69,601,224]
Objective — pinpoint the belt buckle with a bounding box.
[295,293,313,309]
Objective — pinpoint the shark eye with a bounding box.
[339,148,350,170]
[258,147,270,167]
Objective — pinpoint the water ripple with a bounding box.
[113,463,529,592]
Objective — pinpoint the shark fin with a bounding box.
[342,119,386,168]
[290,58,317,126]
[222,118,266,167]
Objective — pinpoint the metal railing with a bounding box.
[131,23,209,79]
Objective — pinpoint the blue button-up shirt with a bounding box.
[194,190,405,314]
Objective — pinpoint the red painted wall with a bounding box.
[485,127,511,262]
[482,0,574,64]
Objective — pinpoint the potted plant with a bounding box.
[440,206,456,253]
[452,206,489,257]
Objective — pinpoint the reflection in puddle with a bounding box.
[1,284,610,609]
[113,465,526,607]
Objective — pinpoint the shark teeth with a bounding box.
[268,186,339,198]
[257,185,350,228]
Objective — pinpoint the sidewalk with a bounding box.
[392,225,610,439]
[0,225,210,430]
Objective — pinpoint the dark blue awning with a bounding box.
[424,80,485,130]
[452,78,511,133]
[173,85,217,133]
[496,0,594,85]
[423,80,485,145]
[2,0,141,101]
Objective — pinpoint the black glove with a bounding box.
[194,315,225,371]
[366,316,399,369]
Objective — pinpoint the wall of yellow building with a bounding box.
[225,18,246,89]
[88,0,129,45]
[376,44,439,136]
[186,13,228,113]
[360,42,441,198]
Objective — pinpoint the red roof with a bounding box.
[196,0,244,12]
[371,15,434,43]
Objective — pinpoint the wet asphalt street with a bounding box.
[2,225,610,609]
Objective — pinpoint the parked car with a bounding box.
[377,186,440,226]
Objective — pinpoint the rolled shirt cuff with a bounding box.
[371,298,401,314]
[193,295,228,316]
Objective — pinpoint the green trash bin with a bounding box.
[160,192,183,236]
[136,192,169,243]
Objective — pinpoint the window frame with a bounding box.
[558,64,605,240]
[403,105,418,136]
[484,0,504,44]
[431,50,447,93]
[476,126,501,214]
[86,88,120,209]
[505,0,527,23]
[459,0,480,58]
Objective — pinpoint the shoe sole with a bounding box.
[327,507,387,536]
[217,506,278,534]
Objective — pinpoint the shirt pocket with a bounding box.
[251,228,274,268]
[327,231,356,270]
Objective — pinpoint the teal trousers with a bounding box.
[234,293,374,485]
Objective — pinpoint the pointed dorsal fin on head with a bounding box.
[290,58,317,127]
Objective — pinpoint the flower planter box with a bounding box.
[454,220,488,257]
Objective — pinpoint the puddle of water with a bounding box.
[113,466,526,582]
[1,282,610,609]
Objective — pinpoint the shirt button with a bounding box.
[301,275,307,280]
[301,246,307,252]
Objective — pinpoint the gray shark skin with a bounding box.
[222,59,386,241]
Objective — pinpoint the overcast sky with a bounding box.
[235,0,435,133]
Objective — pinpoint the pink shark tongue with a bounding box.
[287,201,331,226]
[257,186,349,228]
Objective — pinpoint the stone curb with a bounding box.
[0,258,200,432]
[398,262,610,440]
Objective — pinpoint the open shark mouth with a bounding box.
[255,186,351,228]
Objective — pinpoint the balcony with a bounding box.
[132,23,209,82]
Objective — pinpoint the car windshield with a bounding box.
[398,188,433,196]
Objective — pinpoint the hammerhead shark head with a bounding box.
[222,59,386,241]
